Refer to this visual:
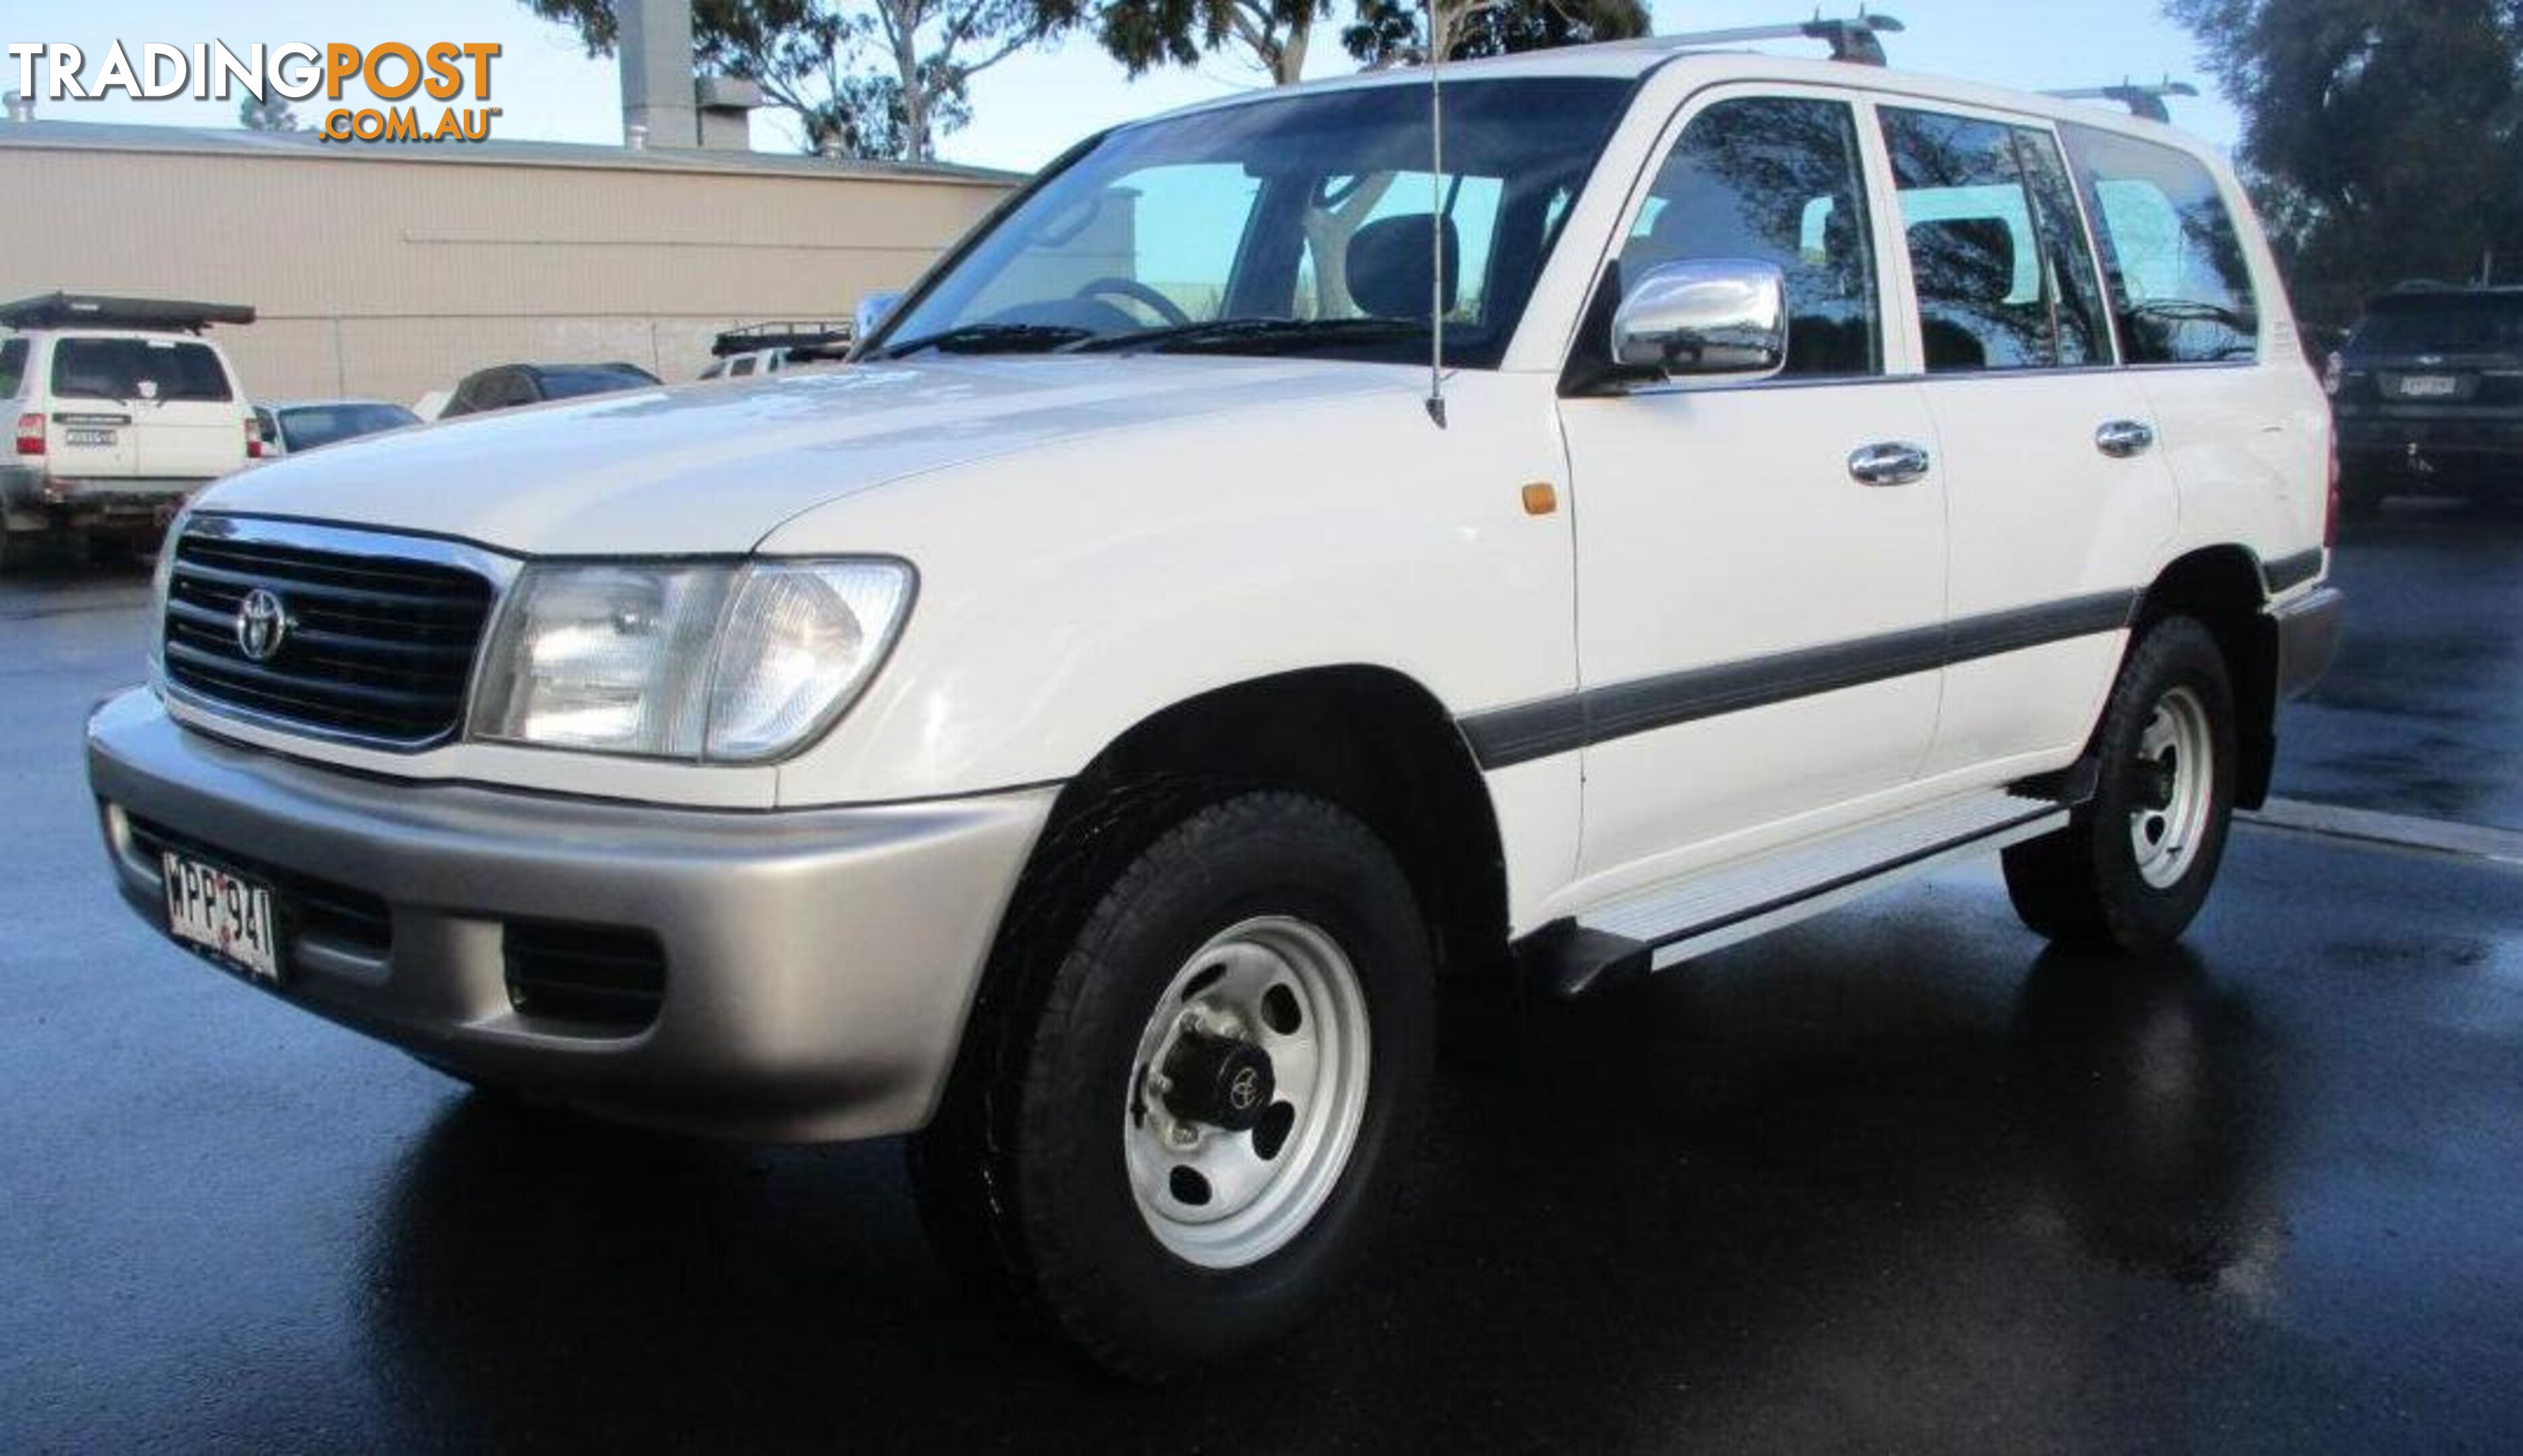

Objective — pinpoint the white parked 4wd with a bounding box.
[3,295,258,567]
[86,34,2342,1376]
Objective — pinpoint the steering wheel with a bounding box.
[1073,277,1191,328]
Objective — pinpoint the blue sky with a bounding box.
[9,0,2243,171]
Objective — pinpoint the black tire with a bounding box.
[909,789,1433,1381]
[0,524,40,574]
[2002,616,2238,954]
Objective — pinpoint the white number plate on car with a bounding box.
[161,850,281,983]
[2399,375,2461,398]
[63,427,118,446]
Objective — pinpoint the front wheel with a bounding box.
[910,791,1433,1380]
[2003,616,2238,954]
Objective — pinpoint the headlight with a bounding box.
[471,558,914,762]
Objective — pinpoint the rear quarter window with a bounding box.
[0,338,26,398]
[49,337,237,402]
[2061,125,2261,365]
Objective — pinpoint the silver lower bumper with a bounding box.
[85,689,1056,1142]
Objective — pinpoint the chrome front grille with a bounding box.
[162,523,500,746]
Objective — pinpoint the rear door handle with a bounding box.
[2096,419,2158,458]
[1848,442,1932,487]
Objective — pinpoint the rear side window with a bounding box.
[2061,125,2260,365]
[1881,108,2109,373]
[0,338,26,398]
[49,338,235,402]
[1623,96,1884,378]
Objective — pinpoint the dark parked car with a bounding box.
[438,362,661,419]
[2329,286,2523,512]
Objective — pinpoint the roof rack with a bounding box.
[0,292,256,333]
[709,320,855,358]
[1631,10,1905,67]
[2043,80,2200,124]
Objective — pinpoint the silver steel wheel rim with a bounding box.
[2130,684,2215,889]
[1123,915,1371,1270]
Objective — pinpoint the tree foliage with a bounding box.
[1342,0,1649,69]
[1092,0,1321,85]
[237,95,298,131]
[525,0,1061,160]
[2168,0,2523,322]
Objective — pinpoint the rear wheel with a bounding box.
[910,791,1433,1381]
[0,523,42,573]
[2003,616,2238,954]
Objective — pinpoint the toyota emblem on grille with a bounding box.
[235,588,291,663]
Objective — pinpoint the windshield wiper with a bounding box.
[1059,316,1433,356]
[874,322,1096,359]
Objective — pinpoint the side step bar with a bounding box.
[1522,782,2084,998]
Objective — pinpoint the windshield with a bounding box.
[874,78,1633,368]
[277,403,419,452]
[2352,295,2523,356]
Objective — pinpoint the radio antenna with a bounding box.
[1423,0,1448,428]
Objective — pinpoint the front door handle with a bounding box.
[1848,441,1932,487]
[2096,419,2158,458]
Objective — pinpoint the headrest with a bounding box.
[1347,214,1460,320]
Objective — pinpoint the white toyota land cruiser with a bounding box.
[86,32,2342,1376]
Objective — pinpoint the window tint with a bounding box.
[49,338,235,402]
[1881,109,2108,373]
[537,367,651,401]
[0,338,26,398]
[276,404,417,452]
[2352,295,2523,355]
[1624,96,1882,377]
[2062,125,2259,364]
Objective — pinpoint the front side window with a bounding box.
[49,338,235,402]
[2062,125,2260,365]
[874,79,1632,369]
[1620,95,1884,378]
[1882,108,2109,373]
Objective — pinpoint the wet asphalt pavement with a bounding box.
[3,504,2520,1452]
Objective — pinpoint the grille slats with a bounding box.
[165,532,495,746]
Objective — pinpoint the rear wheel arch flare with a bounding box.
[2135,546,2280,810]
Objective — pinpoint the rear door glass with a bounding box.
[1880,108,2110,373]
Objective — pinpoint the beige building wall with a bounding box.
[0,126,1015,405]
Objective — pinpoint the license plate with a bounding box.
[161,850,283,983]
[2399,375,2461,398]
[63,427,118,446]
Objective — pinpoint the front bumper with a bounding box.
[2274,585,2345,700]
[86,689,1056,1142]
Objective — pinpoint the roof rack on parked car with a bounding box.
[709,321,855,359]
[2042,80,2200,124]
[0,292,257,333]
[1627,11,1905,67]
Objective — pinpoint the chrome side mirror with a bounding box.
[1610,260,1789,381]
[853,290,906,344]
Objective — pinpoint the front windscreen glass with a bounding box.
[874,78,1632,369]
